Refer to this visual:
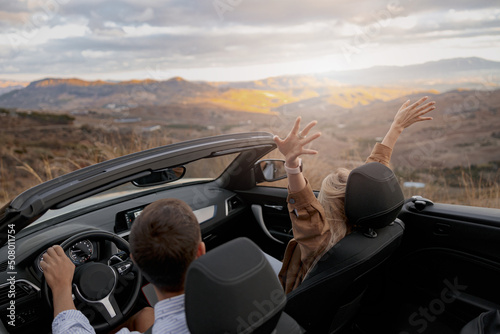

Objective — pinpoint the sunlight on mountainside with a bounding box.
[204,89,302,114]
[324,87,439,108]
[200,86,433,113]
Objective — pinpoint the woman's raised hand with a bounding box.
[381,96,436,150]
[391,96,435,132]
[273,116,321,167]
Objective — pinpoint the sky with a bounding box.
[0,0,499,83]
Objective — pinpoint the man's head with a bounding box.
[129,198,204,293]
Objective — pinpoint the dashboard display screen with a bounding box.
[125,208,143,229]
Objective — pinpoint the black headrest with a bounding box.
[185,237,287,334]
[345,162,404,229]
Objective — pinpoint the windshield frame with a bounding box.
[0,132,277,246]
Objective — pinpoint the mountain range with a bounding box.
[0,57,499,113]
[216,57,500,92]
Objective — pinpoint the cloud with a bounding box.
[0,0,499,81]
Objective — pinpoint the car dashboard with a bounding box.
[0,181,247,333]
[33,239,101,277]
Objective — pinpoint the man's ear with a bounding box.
[196,241,206,258]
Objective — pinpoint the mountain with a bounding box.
[318,57,500,91]
[271,86,438,113]
[0,80,29,96]
[1,57,498,113]
[214,57,500,92]
[0,77,218,111]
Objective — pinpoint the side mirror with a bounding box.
[255,159,287,183]
[132,166,186,187]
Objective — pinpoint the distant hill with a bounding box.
[0,75,422,113]
[214,57,500,92]
[0,80,29,96]
[1,57,498,113]
[318,57,500,91]
[0,76,303,113]
[271,86,438,113]
[0,77,219,111]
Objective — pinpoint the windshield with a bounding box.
[27,153,240,229]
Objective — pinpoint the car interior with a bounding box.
[0,133,499,334]
[185,237,303,334]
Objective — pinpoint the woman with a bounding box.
[274,96,435,293]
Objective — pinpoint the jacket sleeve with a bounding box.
[278,179,331,293]
[286,180,331,269]
[365,142,393,167]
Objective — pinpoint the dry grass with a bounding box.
[259,144,499,209]
[0,123,176,206]
[1,114,499,210]
[400,177,500,208]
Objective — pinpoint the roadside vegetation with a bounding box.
[0,109,498,209]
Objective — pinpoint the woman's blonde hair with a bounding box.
[318,168,350,246]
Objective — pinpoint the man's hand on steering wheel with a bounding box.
[40,231,142,333]
[40,245,77,317]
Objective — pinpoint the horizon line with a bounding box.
[1,56,498,85]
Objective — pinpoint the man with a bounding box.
[41,198,206,333]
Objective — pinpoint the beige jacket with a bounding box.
[278,143,393,294]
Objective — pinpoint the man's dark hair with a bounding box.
[129,198,200,292]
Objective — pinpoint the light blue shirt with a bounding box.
[52,294,190,334]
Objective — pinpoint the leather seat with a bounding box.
[461,310,500,334]
[285,162,406,333]
[185,237,303,334]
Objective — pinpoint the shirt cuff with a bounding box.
[52,309,94,334]
[366,142,392,167]
[287,179,317,208]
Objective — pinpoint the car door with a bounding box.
[236,184,314,261]
[356,196,500,333]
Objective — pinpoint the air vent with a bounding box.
[226,196,244,215]
[0,280,38,306]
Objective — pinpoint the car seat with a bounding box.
[185,237,303,334]
[285,162,406,333]
[461,310,500,334]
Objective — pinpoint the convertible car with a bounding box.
[0,132,499,333]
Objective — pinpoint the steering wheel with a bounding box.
[42,230,142,332]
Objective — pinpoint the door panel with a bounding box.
[356,198,500,333]
[400,198,500,263]
[236,186,295,259]
[388,198,500,332]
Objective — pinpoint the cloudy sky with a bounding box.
[1,0,499,82]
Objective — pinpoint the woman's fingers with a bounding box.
[274,116,320,152]
[302,148,319,155]
[413,101,435,123]
[417,102,435,114]
[405,99,435,118]
[291,116,302,137]
[302,131,321,145]
[408,96,429,110]
[393,96,436,130]
[399,99,411,111]
[300,120,318,137]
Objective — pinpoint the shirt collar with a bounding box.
[154,294,185,319]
